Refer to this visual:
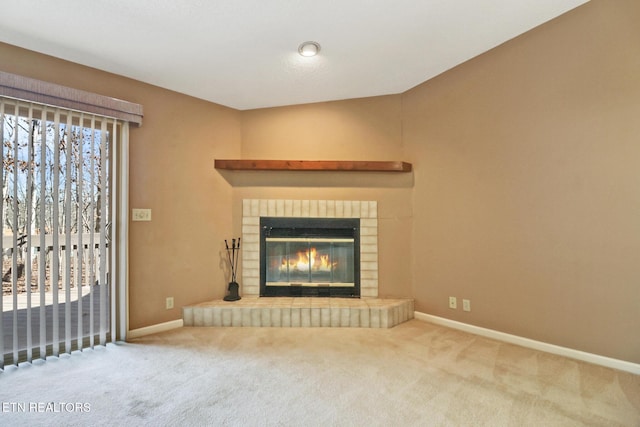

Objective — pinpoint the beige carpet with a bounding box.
[0,319,638,426]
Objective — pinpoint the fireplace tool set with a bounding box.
[223,237,241,301]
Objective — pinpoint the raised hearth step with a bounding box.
[183,298,413,328]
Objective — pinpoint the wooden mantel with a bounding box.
[214,159,412,172]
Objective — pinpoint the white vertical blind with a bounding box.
[99,119,108,346]
[89,118,97,349]
[11,102,19,365]
[39,107,47,360]
[1,96,121,367]
[25,103,34,362]
[64,110,73,355]
[77,114,84,352]
[52,108,61,357]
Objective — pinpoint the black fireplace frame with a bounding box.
[260,217,360,297]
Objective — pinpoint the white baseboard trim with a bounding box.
[127,319,184,340]
[414,311,640,375]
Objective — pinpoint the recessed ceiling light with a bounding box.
[298,41,320,57]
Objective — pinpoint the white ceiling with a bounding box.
[0,0,588,110]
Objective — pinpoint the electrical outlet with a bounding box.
[166,297,174,310]
[132,208,152,221]
[463,299,471,312]
[448,296,457,309]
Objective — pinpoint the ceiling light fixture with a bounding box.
[298,41,320,57]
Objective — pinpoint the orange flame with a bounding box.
[280,247,335,272]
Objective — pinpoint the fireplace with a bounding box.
[241,199,378,299]
[260,217,360,297]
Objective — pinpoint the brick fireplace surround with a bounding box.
[183,199,414,328]
[241,199,379,298]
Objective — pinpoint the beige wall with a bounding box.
[0,42,242,330]
[240,96,403,160]
[234,96,413,298]
[403,0,640,363]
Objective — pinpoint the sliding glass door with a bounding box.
[0,97,122,367]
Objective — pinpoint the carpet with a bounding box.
[0,320,638,426]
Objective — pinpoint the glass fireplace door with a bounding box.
[260,217,360,297]
[265,238,355,287]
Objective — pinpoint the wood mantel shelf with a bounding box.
[214,159,412,172]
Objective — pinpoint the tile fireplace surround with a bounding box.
[241,199,380,298]
[183,199,414,328]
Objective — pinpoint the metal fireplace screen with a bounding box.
[260,217,360,297]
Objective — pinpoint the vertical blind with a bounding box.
[0,97,118,367]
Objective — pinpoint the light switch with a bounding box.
[132,208,152,221]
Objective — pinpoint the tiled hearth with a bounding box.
[183,198,412,329]
[183,298,413,328]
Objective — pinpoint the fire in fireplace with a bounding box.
[260,217,360,297]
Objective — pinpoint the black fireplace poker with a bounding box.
[224,237,241,301]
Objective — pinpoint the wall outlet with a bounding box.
[166,297,174,310]
[132,208,152,221]
[448,296,457,309]
[463,299,471,312]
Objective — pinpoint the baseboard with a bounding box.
[414,311,640,375]
[127,319,184,340]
